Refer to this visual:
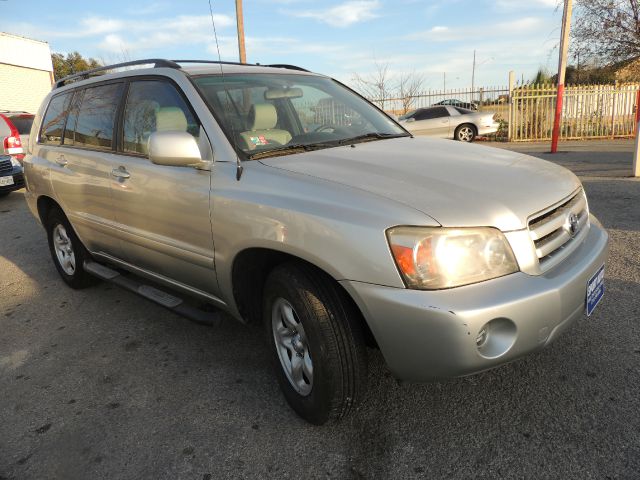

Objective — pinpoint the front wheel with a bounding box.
[455,124,476,142]
[46,208,99,289]
[263,263,368,424]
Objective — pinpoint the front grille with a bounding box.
[0,158,12,175]
[528,189,589,269]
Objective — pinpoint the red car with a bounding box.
[0,111,33,196]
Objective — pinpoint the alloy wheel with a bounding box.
[271,297,314,396]
[52,224,76,275]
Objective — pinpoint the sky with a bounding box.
[1,0,564,90]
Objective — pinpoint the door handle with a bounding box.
[55,154,68,166]
[111,167,131,179]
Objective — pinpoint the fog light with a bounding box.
[476,318,517,359]
[475,327,488,347]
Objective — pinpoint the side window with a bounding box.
[123,80,200,155]
[39,92,73,145]
[65,83,123,151]
[416,107,450,120]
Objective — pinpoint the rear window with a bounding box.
[7,115,35,135]
[454,107,473,115]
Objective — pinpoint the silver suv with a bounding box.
[24,59,608,424]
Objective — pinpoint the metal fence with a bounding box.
[366,81,640,142]
[369,86,509,116]
[510,83,640,141]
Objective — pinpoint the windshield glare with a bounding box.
[193,74,406,157]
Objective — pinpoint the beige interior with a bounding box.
[239,103,292,150]
[156,107,188,132]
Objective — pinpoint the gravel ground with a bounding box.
[1,149,639,479]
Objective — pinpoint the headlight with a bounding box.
[387,226,519,289]
[10,157,22,168]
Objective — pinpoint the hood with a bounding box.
[260,137,581,231]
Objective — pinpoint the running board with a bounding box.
[84,260,222,326]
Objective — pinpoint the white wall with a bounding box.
[0,32,53,113]
[0,32,53,72]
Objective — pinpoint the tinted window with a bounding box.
[454,107,473,115]
[123,80,199,155]
[415,107,449,120]
[65,83,123,151]
[7,115,35,135]
[39,93,73,145]
[398,110,416,121]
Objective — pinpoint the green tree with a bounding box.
[531,68,553,84]
[51,52,101,80]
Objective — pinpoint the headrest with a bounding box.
[248,103,278,130]
[156,107,188,132]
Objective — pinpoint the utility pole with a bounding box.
[551,0,573,153]
[235,0,247,64]
[634,90,640,177]
[471,50,476,95]
[443,72,446,91]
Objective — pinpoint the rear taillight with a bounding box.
[1,113,24,155]
[4,136,22,149]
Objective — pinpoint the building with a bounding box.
[0,32,54,114]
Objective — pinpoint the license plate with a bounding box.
[0,175,14,186]
[586,264,605,316]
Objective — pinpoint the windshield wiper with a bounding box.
[336,132,411,146]
[248,142,335,160]
[248,133,410,160]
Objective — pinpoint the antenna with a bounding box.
[208,0,243,181]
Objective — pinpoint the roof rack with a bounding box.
[53,58,310,89]
[265,64,310,72]
[173,60,309,72]
[53,59,181,89]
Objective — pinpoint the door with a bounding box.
[108,79,216,294]
[45,83,125,256]
[409,107,451,137]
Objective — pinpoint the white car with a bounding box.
[399,106,500,142]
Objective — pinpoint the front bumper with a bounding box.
[0,166,24,194]
[477,123,500,136]
[341,218,609,381]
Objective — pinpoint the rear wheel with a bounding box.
[46,208,99,289]
[455,124,476,142]
[263,263,368,424]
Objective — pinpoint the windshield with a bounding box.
[193,73,408,159]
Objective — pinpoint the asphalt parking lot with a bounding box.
[1,143,639,479]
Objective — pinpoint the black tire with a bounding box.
[0,191,10,198]
[45,207,99,289]
[455,123,476,142]
[263,262,367,424]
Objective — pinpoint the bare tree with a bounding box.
[396,71,425,114]
[351,62,392,110]
[572,0,640,64]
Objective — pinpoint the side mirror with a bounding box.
[148,131,209,169]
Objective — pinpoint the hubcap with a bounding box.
[459,127,473,141]
[53,224,76,276]
[271,298,313,396]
